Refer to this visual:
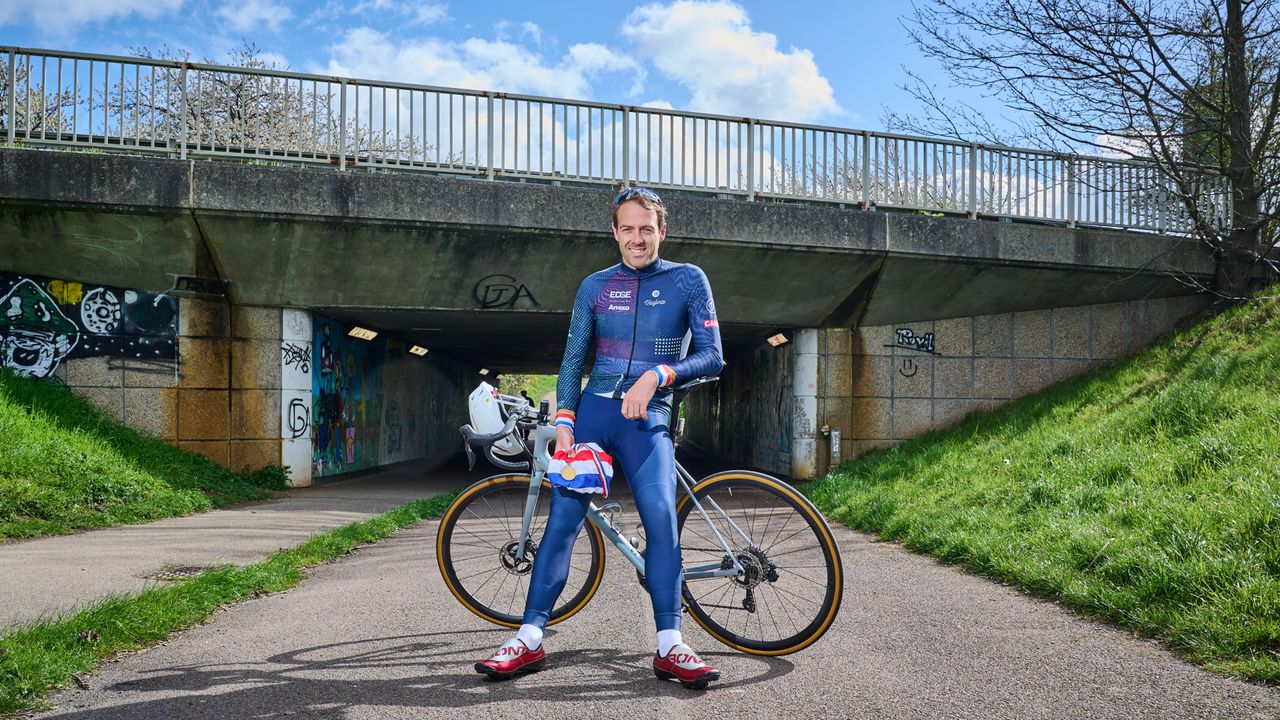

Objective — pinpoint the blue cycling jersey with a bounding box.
[556,259,724,417]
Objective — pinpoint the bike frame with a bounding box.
[514,422,752,581]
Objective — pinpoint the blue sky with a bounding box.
[0,0,963,132]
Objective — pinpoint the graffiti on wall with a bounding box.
[888,328,939,355]
[385,399,403,454]
[887,327,940,379]
[311,317,385,477]
[0,273,177,379]
[474,274,539,309]
[282,342,311,373]
[287,397,310,439]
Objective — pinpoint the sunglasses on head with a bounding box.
[613,187,664,207]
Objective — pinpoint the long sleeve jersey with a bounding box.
[555,258,725,423]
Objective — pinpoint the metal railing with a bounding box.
[1,46,1231,234]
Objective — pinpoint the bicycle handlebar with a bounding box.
[671,376,719,394]
[459,410,527,471]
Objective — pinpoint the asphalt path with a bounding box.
[28,497,1280,720]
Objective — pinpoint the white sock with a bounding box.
[516,624,543,651]
[657,629,683,657]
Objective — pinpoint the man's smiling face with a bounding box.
[612,200,666,269]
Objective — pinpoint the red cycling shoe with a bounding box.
[652,643,720,689]
[475,638,545,679]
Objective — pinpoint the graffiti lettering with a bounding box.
[474,274,539,309]
[887,328,939,355]
[287,397,310,439]
[282,342,311,373]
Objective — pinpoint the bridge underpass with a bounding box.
[1,148,1220,485]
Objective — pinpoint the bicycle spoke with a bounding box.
[448,550,501,564]
[764,541,827,560]
[763,578,825,607]
[774,566,830,589]
[461,501,517,539]
[762,581,807,637]
[459,563,506,590]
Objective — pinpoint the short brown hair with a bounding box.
[611,187,667,228]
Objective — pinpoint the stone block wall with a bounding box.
[55,297,286,475]
[1,267,474,488]
[682,336,794,477]
[811,294,1212,476]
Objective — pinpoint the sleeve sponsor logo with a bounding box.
[703,319,719,328]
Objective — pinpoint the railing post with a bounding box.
[338,79,348,171]
[967,143,978,218]
[861,131,870,208]
[178,64,188,160]
[1066,156,1077,227]
[622,106,630,185]
[745,118,755,200]
[485,92,495,180]
[6,49,16,148]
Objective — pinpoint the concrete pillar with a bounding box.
[791,328,819,480]
[280,309,314,487]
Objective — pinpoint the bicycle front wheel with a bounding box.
[676,471,843,656]
[437,474,606,628]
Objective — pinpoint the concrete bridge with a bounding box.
[0,46,1230,484]
[0,147,1215,485]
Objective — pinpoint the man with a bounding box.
[475,187,725,689]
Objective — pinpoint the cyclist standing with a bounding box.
[475,187,725,689]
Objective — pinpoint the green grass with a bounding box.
[500,373,558,404]
[805,294,1280,683]
[0,491,459,716]
[0,371,288,540]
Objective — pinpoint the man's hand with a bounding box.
[555,425,575,455]
[622,370,660,420]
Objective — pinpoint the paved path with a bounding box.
[25,499,1280,720]
[1,459,488,630]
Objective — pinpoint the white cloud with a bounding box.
[621,0,839,123]
[351,1,447,26]
[413,4,449,25]
[321,27,643,100]
[215,0,292,33]
[3,0,184,37]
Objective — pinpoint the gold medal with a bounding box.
[560,465,577,480]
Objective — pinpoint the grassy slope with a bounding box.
[806,295,1280,682]
[0,372,285,539]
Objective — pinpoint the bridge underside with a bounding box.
[1,150,1215,372]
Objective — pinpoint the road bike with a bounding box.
[436,378,843,656]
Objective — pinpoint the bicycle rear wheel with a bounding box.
[676,471,843,655]
[437,474,606,628]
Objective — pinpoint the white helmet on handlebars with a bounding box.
[467,382,527,457]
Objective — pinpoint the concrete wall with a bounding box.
[308,311,472,481]
[809,294,1213,477]
[682,339,795,478]
[2,271,470,487]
